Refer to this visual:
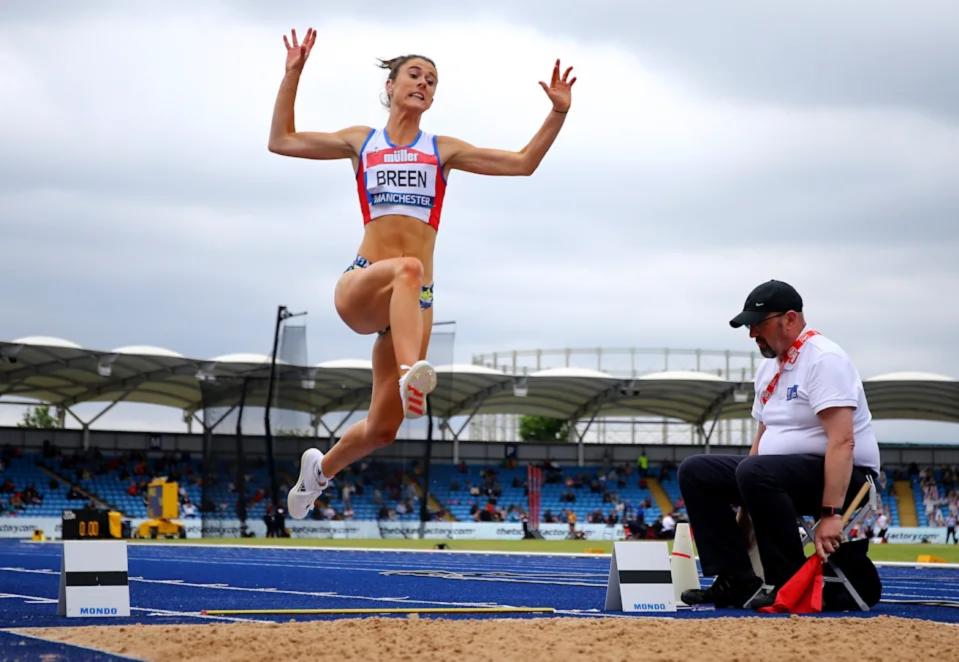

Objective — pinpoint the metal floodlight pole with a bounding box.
[418,320,455,534]
[265,304,306,511]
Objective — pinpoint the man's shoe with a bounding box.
[745,586,777,610]
[287,448,329,520]
[681,573,764,608]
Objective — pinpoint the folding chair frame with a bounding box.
[797,476,877,612]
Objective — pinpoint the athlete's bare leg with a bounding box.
[321,313,432,478]
[320,332,403,477]
[335,257,425,370]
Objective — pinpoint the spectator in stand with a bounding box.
[942,467,955,492]
[11,492,25,511]
[659,512,676,539]
[182,500,198,518]
[875,510,889,541]
[264,505,279,536]
[638,451,649,479]
[567,510,577,539]
[946,512,957,545]
[67,485,83,500]
[127,482,138,497]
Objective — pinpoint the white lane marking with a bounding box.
[5,553,610,578]
[0,590,266,623]
[0,566,516,610]
[132,555,611,579]
[15,540,959,570]
[380,569,606,587]
[128,541,614,559]
[131,576,509,608]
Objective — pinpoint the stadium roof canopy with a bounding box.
[2,338,958,438]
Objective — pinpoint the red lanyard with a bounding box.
[759,329,819,405]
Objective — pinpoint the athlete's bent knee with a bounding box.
[394,257,424,285]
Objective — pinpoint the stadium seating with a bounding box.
[11,447,952,528]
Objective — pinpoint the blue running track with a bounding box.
[1,540,958,658]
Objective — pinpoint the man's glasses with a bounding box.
[745,312,786,330]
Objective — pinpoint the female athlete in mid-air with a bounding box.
[269,28,576,519]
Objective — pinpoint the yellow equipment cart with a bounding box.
[136,478,187,539]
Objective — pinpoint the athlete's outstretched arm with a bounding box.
[268,27,369,160]
[442,59,576,176]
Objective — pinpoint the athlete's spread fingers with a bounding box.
[569,77,577,87]
[283,34,291,50]
[291,28,299,48]
[563,66,573,82]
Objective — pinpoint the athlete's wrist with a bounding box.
[552,106,569,114]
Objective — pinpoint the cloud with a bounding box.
[1,3,957,439]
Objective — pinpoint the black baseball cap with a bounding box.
[729,280,803,328]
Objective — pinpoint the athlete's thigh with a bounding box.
[334,259,408,333]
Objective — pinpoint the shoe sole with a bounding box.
[401,361,437,419]
[287,448,324,520]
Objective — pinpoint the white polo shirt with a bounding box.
[752,329,880,474]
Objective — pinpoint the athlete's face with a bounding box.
[387,59,437,112]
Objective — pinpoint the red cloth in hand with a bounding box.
[759,555,824,614]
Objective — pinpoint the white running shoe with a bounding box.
[287,448,329,520]
[399,360,437,419]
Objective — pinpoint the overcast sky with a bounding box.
[2,1,957,439]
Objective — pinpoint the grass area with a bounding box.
[133,537,959,563]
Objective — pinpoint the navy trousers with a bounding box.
[677,453,874,588]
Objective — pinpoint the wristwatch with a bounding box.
[820,505,842,518]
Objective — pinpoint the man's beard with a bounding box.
[757,340,777,359]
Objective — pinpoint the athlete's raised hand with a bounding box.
[539,59,576,113]
[283,27,316,73]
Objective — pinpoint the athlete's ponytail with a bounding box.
[377,54,437,108]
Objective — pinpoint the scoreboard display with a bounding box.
[62,509,123,539]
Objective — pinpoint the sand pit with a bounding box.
[18,615,959,661]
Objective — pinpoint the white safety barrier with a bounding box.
[57,540,130,617]
[605,540,676,612]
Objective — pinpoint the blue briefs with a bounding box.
[346,255,434,311]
